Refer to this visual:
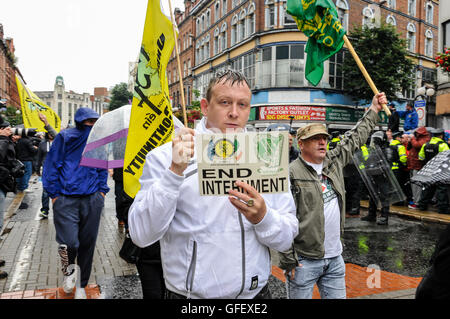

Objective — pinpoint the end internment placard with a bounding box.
[195,131,289,196]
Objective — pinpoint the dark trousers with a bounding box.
[419,184,449,214]
[114,182,127,223]
[393,169,412,204]
[367,174,390,219]
[16,161,32,191]
[345,175,362,213]
[53,192,104,287]
[136,261,165,299]
[41,188,50,212]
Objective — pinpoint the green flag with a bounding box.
[287,0,346,86]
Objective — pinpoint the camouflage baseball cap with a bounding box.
[297,123,330,140]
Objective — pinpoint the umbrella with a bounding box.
[411,150,450,187]
[80,104,184,169]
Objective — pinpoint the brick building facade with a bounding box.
[168,0,440,130]
[0,23,20,109]
[168,1,195,111]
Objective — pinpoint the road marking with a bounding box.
[8,222,40,291]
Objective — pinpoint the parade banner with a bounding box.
[196,132,289,196]
[287,0,346,86]
[15,74,61,133]
[123,0,176,198]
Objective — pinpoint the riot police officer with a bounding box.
[360,131,391,225]
[389,131,412,205]
[418,128,450,214]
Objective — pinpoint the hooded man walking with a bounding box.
[43,108,109,299]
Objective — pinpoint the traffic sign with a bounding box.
[414,100,426,108]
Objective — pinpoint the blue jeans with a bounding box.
[16,161,32,191]
[287,255,346,299]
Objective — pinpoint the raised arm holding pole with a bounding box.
[343,35,391,117]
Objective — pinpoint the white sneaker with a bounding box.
[74,287,87,299]
[63,268,77,294]
[24,189,33,193]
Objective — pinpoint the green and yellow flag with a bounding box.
[123,0,176,198]
[15,74,61,133]
[287,0,346,86]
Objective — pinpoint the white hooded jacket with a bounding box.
[128,118,298,298]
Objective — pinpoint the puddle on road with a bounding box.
[343,217,446,277]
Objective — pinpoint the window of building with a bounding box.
[425,29,433,57]
[201,15,205,33]
[196,19,201,36]
[407,23,416,52]
[215,1,220,22]
[58,102,62,119]
[187,59,191,76]
[422,67,436,84]
[58,93,62,100]
[232,0,239,9]
[329,50,344,90]
[336,0,349,31]
[238,9,246,41]
[444,20,450,50]
[426,3,433,24]
[168,71,171,84]
[247,3,256,35]
[232,52,255,88]
[362,7,374,28]
[387,0,396,9]
[221,22,227,50]
[266,4,276,28]
[386,15,396,26]
[259,44,306,88]
[214,27,220,55]
[231,15,238,46]
[408,0,416,16]
[282,2,296,26]
[222,0,227,16]
[206,10,211,29]
[68,103,72,122]
[183,61,187,78]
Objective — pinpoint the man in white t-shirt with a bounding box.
[279,92,387,299]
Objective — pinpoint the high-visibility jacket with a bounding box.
[419,137,450,163]
[327,137,341,150]
[389,140,407,170]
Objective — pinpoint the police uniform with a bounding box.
[388,131,412,205]
[418,128,450,214]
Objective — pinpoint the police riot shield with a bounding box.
[353,145,406,208]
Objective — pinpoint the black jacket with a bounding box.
[387,110,400,132]
[0,135,17,192]
[16,137,37,162]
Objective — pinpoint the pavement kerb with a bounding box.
[360,200,450,225]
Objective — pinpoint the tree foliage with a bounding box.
[342,23,415,104]
[109,82,132,111]
[0,106,23,126]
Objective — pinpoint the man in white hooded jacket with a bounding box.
[128,70,298,299]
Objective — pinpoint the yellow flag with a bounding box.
[123,0,176,198]
[15,75,61,133]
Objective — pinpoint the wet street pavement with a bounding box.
[0,175,448,299]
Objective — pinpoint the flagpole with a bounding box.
[168,0,188,127]
[343,35,391,117]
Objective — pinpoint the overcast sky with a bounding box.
[0,0,185,94]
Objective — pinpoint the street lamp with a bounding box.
[414,86,435,127]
